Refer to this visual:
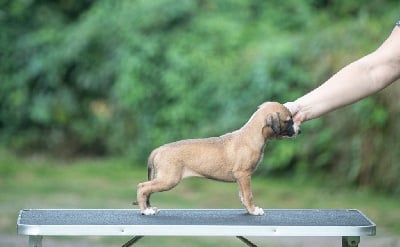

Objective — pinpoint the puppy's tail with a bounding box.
[147,149,157,181]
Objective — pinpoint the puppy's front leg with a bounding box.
[237,175,264,216]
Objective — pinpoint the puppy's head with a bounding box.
[260,102,301,138]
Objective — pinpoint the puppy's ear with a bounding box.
[266,112,281,135]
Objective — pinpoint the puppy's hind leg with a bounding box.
[137,176,181,215]
[137,151,159,215]
[137,182,160,215]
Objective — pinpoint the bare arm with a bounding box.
[285,24,400,125]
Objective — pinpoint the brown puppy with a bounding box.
[136,102,300,216]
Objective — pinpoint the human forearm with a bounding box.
[286,25,400,124]
[294,56,379,121]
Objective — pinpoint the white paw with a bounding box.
[141,207,159,215]
[249,207,264,216]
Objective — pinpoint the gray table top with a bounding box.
[17,209,376,237]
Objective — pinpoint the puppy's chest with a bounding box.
[252,145,266,170]
[237,144,266,171]
[256,150,265,162]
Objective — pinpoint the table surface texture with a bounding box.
[17,209,376,237]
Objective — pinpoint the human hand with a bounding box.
[283,101,305,127]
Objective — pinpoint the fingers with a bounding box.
[284,101,303,126]
[293,114,305,126]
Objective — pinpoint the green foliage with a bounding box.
[1,151,400,238]
[1,0,399,193]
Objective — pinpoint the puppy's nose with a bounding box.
[297,129,301,135]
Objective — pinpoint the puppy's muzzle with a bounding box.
[280,123,301,137]
[292,123,301,136]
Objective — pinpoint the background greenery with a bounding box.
[1,0,399,195]
[1,151,399,246]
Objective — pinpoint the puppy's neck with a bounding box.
[240,110,273,145]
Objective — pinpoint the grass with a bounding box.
[1,149,399,246]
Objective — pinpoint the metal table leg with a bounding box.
[29,236,43,247]
[342,236,360,247]
[237,236,257,247]
[121,236,144,247]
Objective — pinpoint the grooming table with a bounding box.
[17,209,376,247]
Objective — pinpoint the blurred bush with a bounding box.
[0,0,399,194]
